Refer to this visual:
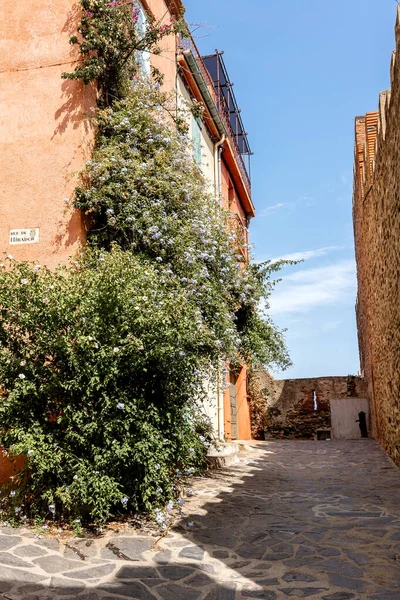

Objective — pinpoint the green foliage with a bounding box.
[0,250,211,523]
[62,0,185,101]
[74,82,292,370]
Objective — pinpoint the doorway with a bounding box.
[330,398,369,439]
[229,371,238,440]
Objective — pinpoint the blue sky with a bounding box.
[184,0,397,378]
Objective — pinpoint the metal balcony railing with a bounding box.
[180,36,252,197]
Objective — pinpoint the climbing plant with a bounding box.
[62,0,186,101]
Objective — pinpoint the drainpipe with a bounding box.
[217,360,226,442]
[214,135,226,202]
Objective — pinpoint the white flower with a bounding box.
[187,488,194,496]
[154,464,160,471]
[7,255,13,260]
[121,496,129,506]
[166,501,174,511]
[27,450,34,456]
[188,521,194,527]
[177,498,184,507]
[113,347,120,353]
[18,374,26,380]
[20,360,26,366]
[14,507,22,514]
[199,435,205,442]
[116,402,125,410]
[156,488,163,494]
[20,279,29,285]
[21,515,28,521]
[75,519,81,523]
[42,525,48,530]
[73,475,78,480]
[63,198,69,204]
[33,265,41,272]
[48,504,55,514]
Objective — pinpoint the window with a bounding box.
[192,115,202,166]
[135,1,151,78]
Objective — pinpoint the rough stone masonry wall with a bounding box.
[353,5,400,466]
[254,373,367,439]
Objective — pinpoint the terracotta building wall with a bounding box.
[220,158,252,441]
[0,0,96,268]
[0,1,179,269]
[353,5,400,465]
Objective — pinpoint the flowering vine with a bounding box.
[62,0,186,102]
[0,0,291,527]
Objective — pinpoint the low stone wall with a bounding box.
[254,374,368,440]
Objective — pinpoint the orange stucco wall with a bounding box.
[221,156,252,440]
[0,0,97,268]
[0,1,177,270]
[220,158,246,221]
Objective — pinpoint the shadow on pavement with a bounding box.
[1,441,400,599]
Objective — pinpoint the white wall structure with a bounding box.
[175,75,225,439]
[330,398,370,440]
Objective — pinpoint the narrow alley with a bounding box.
[1,441,400,599]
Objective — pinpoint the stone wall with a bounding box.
[353,5,400,466]
[254,373,367,440]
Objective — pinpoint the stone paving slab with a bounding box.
[0,440,400,599]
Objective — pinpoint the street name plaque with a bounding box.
[9,228,40,245]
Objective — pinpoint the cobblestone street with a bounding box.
[1,440,400,599]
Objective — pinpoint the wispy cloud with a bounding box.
[267,245,341,263]
[260,203,288,216]
[260,195,315,217]
[269,259,356,315]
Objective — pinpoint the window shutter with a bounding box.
[192,116,202,165]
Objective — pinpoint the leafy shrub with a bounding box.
[0,249,213,523]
